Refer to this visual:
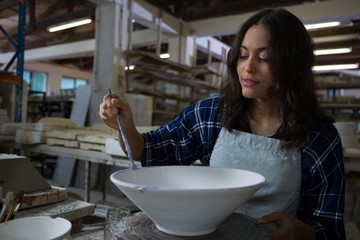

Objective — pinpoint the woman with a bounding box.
[99,8,345,240]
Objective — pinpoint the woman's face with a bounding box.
[237,24,275,100]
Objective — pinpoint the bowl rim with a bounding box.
[110,165,265,192]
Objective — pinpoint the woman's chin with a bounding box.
[241,90,256,99]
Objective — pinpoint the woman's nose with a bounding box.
[245,58,256,73]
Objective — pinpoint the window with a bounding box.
[61,77,88,90]
[23,70,47,92]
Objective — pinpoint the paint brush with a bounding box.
[4,191,24,222]
[0,191,13,223]
[108,89,137,170]
[0,187,3,210]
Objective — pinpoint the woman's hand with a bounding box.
[98,92,145,160]
[256,212,315,240]
[98,92,133,131]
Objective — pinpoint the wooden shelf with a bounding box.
[320,103,360,109]
[0,71,21,85]
[27,91,73,122]
[128,87,197,102]
[192,64,223,76]
[316,81,360,89]
[125,50,223,125]
[316,76,360,120]
[128,67,218,91]
[125,50,193,73]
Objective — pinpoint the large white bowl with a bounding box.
[110,165,265,236]
[0,216,72,240]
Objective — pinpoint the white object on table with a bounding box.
[0,216,71,240]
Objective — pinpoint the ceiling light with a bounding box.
[124,65,135,71]
[305,21,340,30]
[47,18,92,32]
[314,47,352,56]
[312,63,359,71]
[159,53,170,59]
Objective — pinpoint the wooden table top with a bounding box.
[15,197,95,221]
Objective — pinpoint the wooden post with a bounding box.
[207,39,211,66]
[192,37,197,67]
[220,47,226,75]
[127,0,133,51]
[156,10,162,56]
[178,22,183,63]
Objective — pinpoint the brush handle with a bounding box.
[0,192,13,222]
[108,89,137,170]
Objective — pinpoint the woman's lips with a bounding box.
[241,78,258,86]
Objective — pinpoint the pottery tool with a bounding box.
[0,187,3,209]
[108,89,137,170]
[0,191,13,222]
[4,191,24,222]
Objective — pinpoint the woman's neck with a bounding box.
[249,98,282,136]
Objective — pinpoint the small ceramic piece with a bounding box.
[0,216,72,240]
[334,121,356,135]
[334,121,359,148]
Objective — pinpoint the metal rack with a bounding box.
[0,0,27,122]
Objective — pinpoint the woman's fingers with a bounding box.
[99,92,133,131]
[256,213,295,240]
[99,93,121,130]
[256,212,282,224]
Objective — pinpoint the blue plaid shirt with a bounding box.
[142,97,345,239]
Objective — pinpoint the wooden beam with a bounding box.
[314,39,360,49]
[315,47,360,66]
[309,24,360,38]
[188,0,360,36]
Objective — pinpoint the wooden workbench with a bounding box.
[19,144,140,202]
[19,144,360,200]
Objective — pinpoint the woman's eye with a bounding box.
[239,55,248,59]
[259,56,269,62]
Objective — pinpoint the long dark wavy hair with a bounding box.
[219,8,334,148]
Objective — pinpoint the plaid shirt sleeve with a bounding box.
[298,122,346,239]
[141,97,222,166]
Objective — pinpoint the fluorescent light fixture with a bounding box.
[314,47,352,56]
[124,65,135,71]
[313,63,359,71]
[305,21,340,30]
[48,18,92,32]
[159,53,170,59]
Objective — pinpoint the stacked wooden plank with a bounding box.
[20,186,68,210]
[0,108,8,126]
[46,124,114,152]
[0,95,10,138]
[0,122,21,142]
[15,117,77,145]
[0,97,13,142]
[78,131,113,152]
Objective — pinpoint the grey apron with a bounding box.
[210,128,301,218]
